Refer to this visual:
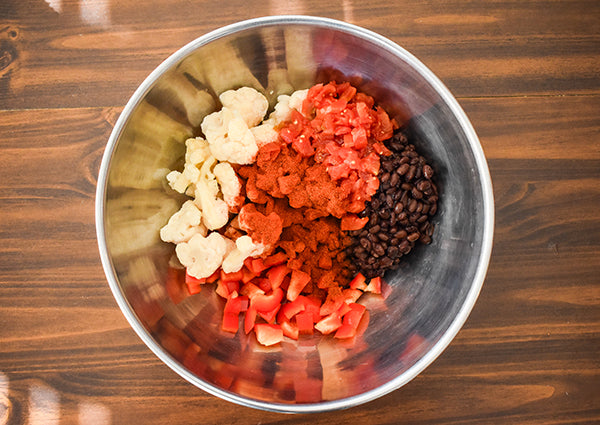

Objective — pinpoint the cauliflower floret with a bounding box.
[250,120,279,147]
[185,137,211,166]
[221,235,265,273]
[160,200,207,244]
[201,107,259,164]
[268,89,308,124]
[194,156,229,230]
[213,162,242,210]
[219,87,269,128]
[175,232,229,279]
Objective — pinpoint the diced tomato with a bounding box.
[280,296,306,320]
[254,324,284,346]
[241,266,257,284]
[224,293,249,315]
[315,311,342,335]
[340,214,369,231]
[263,252,288,267]
[220,269,243,283]
[287,269,311,302]
[246,257,269,275]
[266,264,290,290]
[239,282,265,299]
[373,142,392,156]
[349,273,368,291]
[251,287,284,313]
[244,306,257,335]
[222,312,239,334]
[365,276,383,294]
[292,135,315,157]
[295,311,315,335]
[343,288,363,304]
[258,301,280,323]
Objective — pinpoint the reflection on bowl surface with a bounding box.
[95,15,494,413]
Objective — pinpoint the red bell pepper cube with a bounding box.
[287,269,311,302]
[365,276,382,294]
[266,264,290,290]
[241,266,258,284]
[254,323,284,346]
[239,282,265,299]
[222,312,239,334]
[185,271,206,286]
[258,303,280,324]
[224,293,249,315]
[315,311,342,335]
[319,287,345,316]
[280,296,306,320]
[349,272,368,291]
[250,287,284,313]
[295,311,314,335]
[244,306,257,335]
[343,288,363,304]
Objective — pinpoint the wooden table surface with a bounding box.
[1,0,599,424]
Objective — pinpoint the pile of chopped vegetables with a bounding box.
[161,81,436,346]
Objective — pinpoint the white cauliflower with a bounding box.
[269,89,308,124]
[250,121,279,147]
[213,162,242,210]
[201,107,259,164]
[221,235,265,273]
[185,137,211,166]
[160,200,206,244]
[175,232,229,279]
[219,87,269,128]
[193,156,229,230]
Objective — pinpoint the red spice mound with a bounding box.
[237,203,283,249]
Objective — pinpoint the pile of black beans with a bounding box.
[346,130,439,278]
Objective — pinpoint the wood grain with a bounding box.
[1,0,599,423]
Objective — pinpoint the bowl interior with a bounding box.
[97,17,492,412]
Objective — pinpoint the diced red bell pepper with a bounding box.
[287,269,311,302]
[205,269,220,283]
[245,257,269,275]
[295,311,314,335]
[302,296,323,323]
[220,269,243,282]
[315,311,342,335]
[224,293,249,315]
[241,266,257,284]
[365,276,382,294]
[250,287,284,313]
[244,306,257,335]
[266,264,290,290]
[280,296,306,320]
[258,303,280,324]
[215,280,230,299]
[222,312,239,334]
[343,303,367,328]
[186,282,202,295]
[254,323,284,346]
[333,323,356,339]
[343,288,363,304]
[277,313,299,340]
[349,272,368,291]
[239,282,265,299]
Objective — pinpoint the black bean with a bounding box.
[390,172,400,186]
[408,199,418,213]
[397,163,410,175]
[381,172,391,183]
[378,233,390,242]
[394,203,404,214]
[360,238,371,249]
[369,224,381,234]
[423,165,434,179]
[373,244,385,257]
[407,232,420,242]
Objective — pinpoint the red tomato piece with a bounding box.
[280,296,306,320]
[254,324,284,346]
[239,282,265,299]
[349,273,368,290]
[287,269,311,302]
[315,311,342,335]
[251,287,284,313]
[220,269,243,282]
[258,303,280,324]
[295,311,314,335]
[266,264,290,290]
[222,312,239,334]
[244,306,257,335]
[365,276,383,294]
[340,214,369,231]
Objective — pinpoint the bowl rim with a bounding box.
[95,14,495,414]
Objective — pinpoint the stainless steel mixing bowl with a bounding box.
[95,15,494,413]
